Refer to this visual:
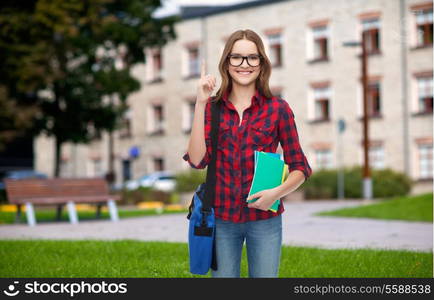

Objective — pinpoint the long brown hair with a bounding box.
[214,29,273,102]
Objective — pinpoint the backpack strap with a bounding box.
[201,99,221,212]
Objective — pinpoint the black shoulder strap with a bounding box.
[201,99,221,212]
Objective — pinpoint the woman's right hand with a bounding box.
[196,60,216,104]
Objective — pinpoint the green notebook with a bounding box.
[247,151,285,212]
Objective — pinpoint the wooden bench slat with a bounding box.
[8,195,121,205]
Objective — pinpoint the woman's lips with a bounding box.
[236,71,253,76]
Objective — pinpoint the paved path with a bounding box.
[0,201,432,252]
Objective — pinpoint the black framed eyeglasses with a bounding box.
[227,54,262,67]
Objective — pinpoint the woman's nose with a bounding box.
[241,58,249,67]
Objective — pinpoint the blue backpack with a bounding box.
[187,100,221,275]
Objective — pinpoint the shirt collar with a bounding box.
[222,87,265,108]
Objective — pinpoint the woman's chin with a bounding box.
[233,78,256,87]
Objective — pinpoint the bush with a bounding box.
[175,169,206,193]
[169,192,180,204]
[0,189,7,204]
[302,165,412,200]
[117,187,172,205]
[372,168,412,197]
[301,169,336,199]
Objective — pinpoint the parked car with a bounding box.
[123,171,176,192]
[0,169,48,190]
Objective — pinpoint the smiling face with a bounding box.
[227,39,261,88]
[216,30,273,102]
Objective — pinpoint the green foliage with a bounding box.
[0,0,178,173]
[169,192,180,204]
[174,169,207,193]
[372,168,413,198]
[302,169,337,199]
[302,165,412,199]
[0,189,6,204]
[116,186,173,205]
[0,86,37,151]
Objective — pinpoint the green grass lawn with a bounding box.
[0,240,431,278]
[0,207,188,225]
[316,193,433,222]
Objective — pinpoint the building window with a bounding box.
[151,49,163,82]
[369,145,385,169]
[89,123,102,141]
[93,159,103,177]
[187,47,200,78]
[315,149,332,169]
[153,157,164,171]
[416,76,433,113]
[312,26,329,61]
[151,104,164,135]
[362,18,381,54]
[122,159,131,182]
[414,7,433,46]
[418,144,433,179]
[312,86,331,121]
[189,101,195,125]
[95,131,102,140]
[267,34,282,67]
[367,81,382,117]
[182,99,196,134]
[145,48,164,83]
[119,109,132,139]
[187,101,195,133]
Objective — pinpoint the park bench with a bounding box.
[4,178,120,226]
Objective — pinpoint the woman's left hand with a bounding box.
[247,188,280,211]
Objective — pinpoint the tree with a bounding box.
[0,1,43,153]
[0,86,37,152]
[0,0,178,176]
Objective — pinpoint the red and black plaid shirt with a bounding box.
[183,89,312,223]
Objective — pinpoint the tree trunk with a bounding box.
[54,137,64,218]
[105,95,116,187]
[54,136,62,177]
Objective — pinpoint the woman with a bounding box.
[183,29,312,277]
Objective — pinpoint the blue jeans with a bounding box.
[211,215,282,278]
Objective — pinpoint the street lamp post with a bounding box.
[343,31,372,200]
[360,32,372,200]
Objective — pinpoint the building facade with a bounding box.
[35,0,433,194]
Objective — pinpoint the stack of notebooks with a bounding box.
[247,151,287,212]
